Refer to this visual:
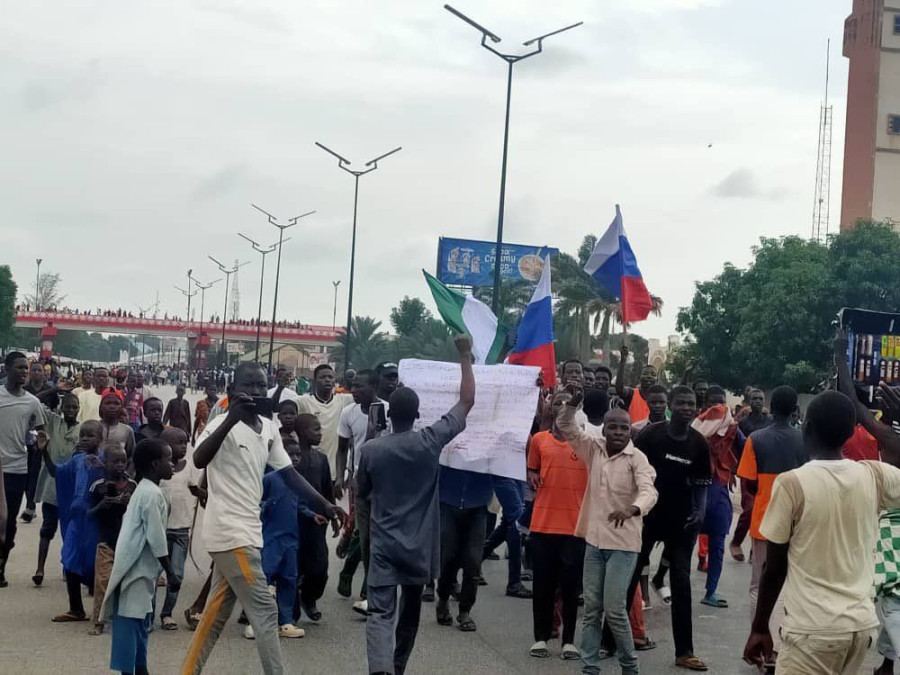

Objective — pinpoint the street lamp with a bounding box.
[445,4,582,313]
[315,142,401,371]
[331,280,341,331]
[173,281,198,368]
[208,257,249,369]
[189,275,222,369]
[35,259,42,311]
[238,233,290,364]
[250,204,315,373]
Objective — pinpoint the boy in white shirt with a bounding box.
[158,427,193,630]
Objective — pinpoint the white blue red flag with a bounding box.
[583,205,653,323]
[507,255,557,387]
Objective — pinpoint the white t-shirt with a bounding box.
[338,400,389,472]
[161,458,195,530]
[0,388,45,474]
[761,459,900,634]
[77,389,103,422]
[196,414,292,552]
[268,386,299,404]
[295,393,354,474]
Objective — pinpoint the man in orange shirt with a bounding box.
[526,391,588,661]
[614,345,658,424]
[736,385,806,663]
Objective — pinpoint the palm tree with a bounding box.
[329,316,392,371]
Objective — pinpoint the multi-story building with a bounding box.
[841,0,900,229]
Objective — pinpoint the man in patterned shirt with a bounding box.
[875,508,900,675]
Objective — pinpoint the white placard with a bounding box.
[398,359,541,480]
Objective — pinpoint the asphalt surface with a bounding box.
[0,385,885,673]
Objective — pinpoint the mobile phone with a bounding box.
[252,396,275,419]
[371,402,388,431]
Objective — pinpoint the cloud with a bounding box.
[710,169,788,200]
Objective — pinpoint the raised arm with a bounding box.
[615,345,631,399]
[556,392,595,462]
[450,334,476,418]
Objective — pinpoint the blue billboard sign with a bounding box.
[436,237,558,287]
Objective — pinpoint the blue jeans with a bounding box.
[581,546,639,675]
[160,528,189,618]
[484,477,524,587]
[878,595,900,660]
[702,482,731,598]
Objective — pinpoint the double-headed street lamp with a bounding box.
[173,278,198,367]
[251,204,315,373]
[445,4,582,313]
[315,142,401,372]
[189,274,222,368]
[208,257,249,368]
[35,259,43,311]
[238,233,289,363]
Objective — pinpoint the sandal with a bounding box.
[456,614,477,632]
[88,624,104,636]
[675,655,709,671]
[52,611,89,622]
[652,581,672,605]
[701,594,728,608]
[561,644,580,660]
[161,617,178,630]
[729,544,745,562]
[635,638,657,651]
[436,603,452,626]
[530,641,550,658]
[184,608,201,631]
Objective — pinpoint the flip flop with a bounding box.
[635,638,657,651]
[675,655,709,671]
[52,611,89,622]
[184,608,201,631]
[729,545,745,562]
[701,595,728,608]
[436,605,453,626]
[530,641,550,658]
[161,617,178,630]
[561,644,580,660]
[456,615,477,632]
[652,581,672,605]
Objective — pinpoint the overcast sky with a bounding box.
[3,0,851,342]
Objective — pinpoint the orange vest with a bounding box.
[628,389,650,424]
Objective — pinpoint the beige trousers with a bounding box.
[777,628,876,674]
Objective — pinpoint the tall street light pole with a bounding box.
[315,142,401,372]
[445,4,582,314]
[251,204,315,373]
[189,275,222,369]
[35,259,42,311]
[173,280,197,368]
[209,257,249,369]
[238,233,286,364]
[331,280,341,331]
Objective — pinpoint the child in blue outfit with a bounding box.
[99,438,179,675]
[261,440,323,639]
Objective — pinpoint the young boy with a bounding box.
[100,438,178,675]
[261,440,308,639]
[88,445,137,635]
[277,400,299,447]
[99,389,136,458]
[158,427,193,630]
[39,420,105,622]
[33,392,81,587]
[294,414,336,622]
[163,385,192,438]
[136,398,165,443]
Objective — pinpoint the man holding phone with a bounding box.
[182,361,346,675]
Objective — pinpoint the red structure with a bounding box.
[39,323,58,360]
[16,310,341,349]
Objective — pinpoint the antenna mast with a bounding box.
[812,38,833,243]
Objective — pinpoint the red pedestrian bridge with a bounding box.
[15,310,341,348]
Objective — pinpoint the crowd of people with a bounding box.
[2,333,900,673]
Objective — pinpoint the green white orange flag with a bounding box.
[423,270,507,365]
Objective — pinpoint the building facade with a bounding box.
[841,0,900,229]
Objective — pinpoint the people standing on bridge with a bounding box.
[0,352,46,588]
[295,364,353,479]
[356,335,475,675]
[163,384,192,438]
[78,367,110,422]
[181,361,346,675]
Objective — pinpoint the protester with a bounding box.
[268,365,299,405]
[87,445,137,635]
[192,385,218,445]
[277,400,299,447]
[631,384,668,434]
[615,346,658,424]
[135,398,165,443]
[295,364,354,477]
[100,438,178,675]
[182,361,345,674]
[627,385,711,671]
[123,373,147,433]
[743,389,900,673]
[557,392,658,675]
[78,367,110,422]
[99,389,136,457]
[163,384,192,438]
[32,392,81,586]
[0,352,46,587]
[293,414,336,623]
[374,362,400,402]
[158,428,193,631]
[356,335,475,675]
[525,390,588,660]
[40,420,105,621]
[22,361,60,522]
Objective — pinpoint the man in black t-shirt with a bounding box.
[628,385,712,672]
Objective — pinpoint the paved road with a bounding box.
[0,386,884,673]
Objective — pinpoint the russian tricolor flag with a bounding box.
[583,205,653,324]
[508,255,557,387]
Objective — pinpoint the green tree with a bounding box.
[390,297,432,337]
[0,266,17,350]
[330,316,391,371]
[24,272,66,309]
[395,317,459,362]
